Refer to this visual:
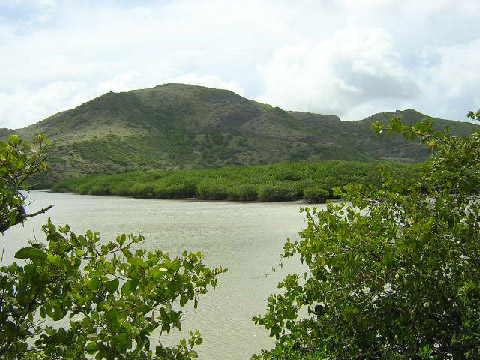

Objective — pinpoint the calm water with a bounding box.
[1,191,322,359]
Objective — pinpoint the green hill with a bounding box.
[6,83,477,187]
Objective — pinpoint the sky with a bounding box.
[0,0,479,129]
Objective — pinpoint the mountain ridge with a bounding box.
[4,83,477,187]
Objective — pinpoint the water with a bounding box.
[1,191,322,359]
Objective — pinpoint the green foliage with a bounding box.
[303,187,329,203]
[258,184,298,202]
[228,184,257,201]
[1,222,224,359]
[467,109,480,121]
[52,160,421,204]
[0,136,225,359]
[0,134,50,234]
[253,112,480,359]
[197,180,229,200]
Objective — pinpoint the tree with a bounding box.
[0,134,51,234]
[253,112,480,359]
[0,134,225,359]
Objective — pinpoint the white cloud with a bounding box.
[96,71,140,96]
[412,39,480,120]
[0,0,479,127]
[257,27,419,119]
[173,73,244,96]
[427,40,480,99]
[0,81,91,129]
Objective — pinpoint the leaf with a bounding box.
[112,333,132,352]
[86,341,97,354]
[14,247,47,261]
[121,280,135,295]
[87,279,100,291]
[106,278,119,293]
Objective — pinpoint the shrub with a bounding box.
[0,135,225,359]
[228,184,258,201]
[303,186,329,203]
[257,184,299,202]
[197,181,229,200]
[254,113,480,359]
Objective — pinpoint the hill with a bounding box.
[6,83,477,186]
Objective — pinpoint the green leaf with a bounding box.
[86,341,97,354]
[121,280,135,295]
[106,278,119,292]
[14,247,47,261]
[112,333,132,352]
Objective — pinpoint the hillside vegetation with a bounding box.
[52,161,422,203]
[6,83,477,187]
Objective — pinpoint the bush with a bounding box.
[227,183,258,201]
[155,181,197,199]
[89,183,112,196]
[303,186,329,203]
[258,184,299,202]
[0,135,225,359]
[131,182,155,198]
[197,181,229,200]
[254,113,480,359]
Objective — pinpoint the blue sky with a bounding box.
[0,0,479,129]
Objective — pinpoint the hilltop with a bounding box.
[6,83,477,186]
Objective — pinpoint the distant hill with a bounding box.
[5,83,477,187]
